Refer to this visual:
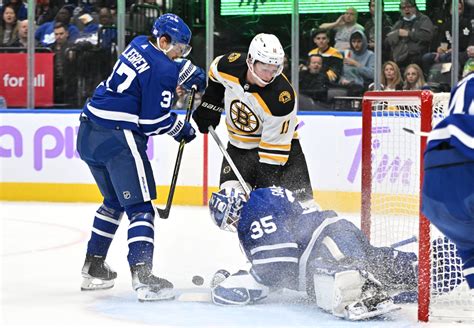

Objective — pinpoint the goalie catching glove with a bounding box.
[211,270,269,306]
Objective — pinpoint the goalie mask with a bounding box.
[152,13,192,58]
[209,188,247,232]
[247,33,285,86]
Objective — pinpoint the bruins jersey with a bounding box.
[208,52,298,166]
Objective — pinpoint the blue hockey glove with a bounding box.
[168,118,196,144]
[176,59,206,92]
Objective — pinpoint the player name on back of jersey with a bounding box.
[122,45,150,74]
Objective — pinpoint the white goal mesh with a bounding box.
[361,91,473,322]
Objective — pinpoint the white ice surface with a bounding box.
[1,202,470,327]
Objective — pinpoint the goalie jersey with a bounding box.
[83,36,180,136]
[238,187,417,292]
[207,52,299,166]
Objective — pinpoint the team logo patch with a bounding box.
[123,191,131,199]
[229,100,259,133]
[279,91,292,104]
[228,53,241,62]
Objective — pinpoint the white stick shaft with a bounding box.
[208,126,252,197]
[402,127,430,137]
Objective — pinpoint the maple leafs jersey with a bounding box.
[208,52,299,166]
[237,187,418,292]
[425,72,474,159]
[83,36,180,136]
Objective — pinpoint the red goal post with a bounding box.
[361,90,473,322]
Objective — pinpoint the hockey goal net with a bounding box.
[361,90,473,322]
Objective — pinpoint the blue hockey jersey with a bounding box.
[83,36,180,136]
[238,187,341,291]
[238,187,418,292]
[425,72,474,159]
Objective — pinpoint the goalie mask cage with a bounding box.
[361,90,473,322]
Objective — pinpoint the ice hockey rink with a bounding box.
[1,201,472,327]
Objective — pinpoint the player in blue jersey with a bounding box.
[422,72,474,290]
[76,13,206,301]
[208,187,418,320]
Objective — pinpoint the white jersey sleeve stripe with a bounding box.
[87,103,139,124]
[252,257,298,265]
[250,242,298,255]
[427,124,474,148]
[123,130,151,202]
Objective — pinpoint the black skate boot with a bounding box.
[81,254,117,291]
[131,263,174,302]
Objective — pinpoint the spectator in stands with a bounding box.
[320,7,364,52]
[0,0,27,21]
[308,29,343,84]
[299,54,330,108]
[386,0,434,72]
[35,6,79,47]
[382,61,403,90]
[339,30,374,96]
[0,4,18,46]
[97,7,117,49]
[9,19,30,47]
[421,0,473,78]
[35,0,59,26]
[368,60,403,91]
[403,63,426,90]
[49,22,74,105]
[74,12,99,45]
[364,0,392,61]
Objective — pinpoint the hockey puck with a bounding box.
[192,275,204,286]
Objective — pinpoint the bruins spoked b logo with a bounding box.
[229,100,259,132]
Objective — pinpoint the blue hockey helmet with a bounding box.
[209,188,247,232]
[152,13,192,57]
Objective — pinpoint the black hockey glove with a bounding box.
[192,95,224,134]
[255,162,284,189]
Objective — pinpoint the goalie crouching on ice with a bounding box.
[208,187,418,320]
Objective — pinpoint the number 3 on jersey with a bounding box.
[250,216,277,239]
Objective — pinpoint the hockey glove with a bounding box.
[176,59,207,92]
[192,95,223,134]
[168,119,196,144]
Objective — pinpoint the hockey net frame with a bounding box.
[361,90,473,322]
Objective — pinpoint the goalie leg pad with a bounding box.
[312,269,400,320]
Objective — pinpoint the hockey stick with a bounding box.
[208,126,252,197]
[390,235,418,249]
[157,85,197,219]
[402,127,430,137]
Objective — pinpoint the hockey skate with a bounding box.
[131,263,175,302]
[344,280,400,320]
[81,254,117,291]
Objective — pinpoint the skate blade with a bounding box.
[137,287,175,302]
[81,277,115,291]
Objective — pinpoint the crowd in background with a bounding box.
[0,0,473,110]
